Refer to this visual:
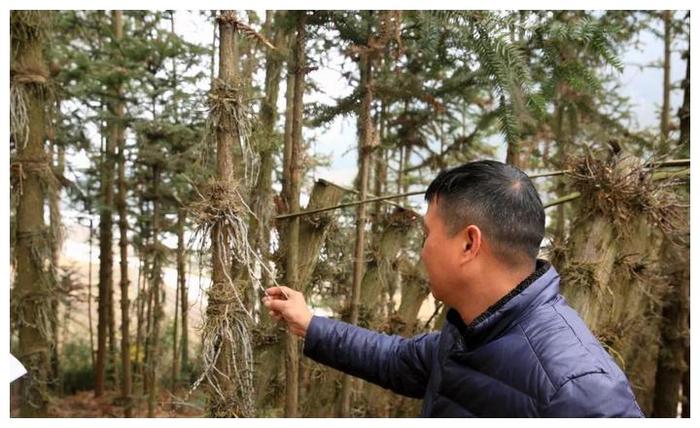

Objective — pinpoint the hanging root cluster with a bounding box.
[566,153,684,237]
[11,227,57,341]
[10,11,49,47]
[558,260,601,294]
[190,179,258,275]
[11,226,57,411]
[206,78,259,188]
[10,83,29,148]
[188,178,279,417]
[11,11,52,150]
[10,153,58,200]
[199,281,255,417]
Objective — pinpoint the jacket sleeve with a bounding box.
[542,372,645,417]
[302,315,439,398]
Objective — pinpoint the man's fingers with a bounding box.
[265,286,291,299]
[277,285,295,297]
[263,297,288,312]
[265,285,298,301]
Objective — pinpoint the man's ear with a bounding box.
[460,225,482,264]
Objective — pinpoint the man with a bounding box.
[263,160,644,417]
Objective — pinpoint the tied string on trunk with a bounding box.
[11,157,56,197]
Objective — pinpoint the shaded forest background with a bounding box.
[9,10,690,417]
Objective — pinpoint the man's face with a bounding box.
[420,200,464,303]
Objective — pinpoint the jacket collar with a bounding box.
[446,259,560,346]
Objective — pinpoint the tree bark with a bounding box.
[88,218,96,371]
[146,165,163,418]
[250,13,287,412]
[251,10,285,290]
[506,139,522,168]
[110,10,132,417]
[177,207,189,381]
[340,28,375,418]
[389,260,431,417]
[204,10,250,417]
[652,40,690,417]
[557,155,679,415]
[11,10,52,416]
[660,10,672,151]
[361,209,418,417]
[95,10,121,397]
[257,180,347,414]
[280,11,307,418]
[135,231,149,394]
[652,236,689,417]
[48,141,62,393]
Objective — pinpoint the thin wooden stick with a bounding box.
[318,178,404,209]
[276,159,690,220]
[543,192,581,209]
[645,158,690,168]
[526,159,689,179]
[529,169,570,178]
[275,190,424,220]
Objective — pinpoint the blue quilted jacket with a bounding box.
[302,260,644,417]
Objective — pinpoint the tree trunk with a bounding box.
[680,47,691,419]
[250,12,287,413]
[556,155,680,415]
[660,10,672,152]
[251,10,285,291]
[678,49,690,155]
[682,345,690,417]
[204,10,253,417]
[389,259,431,417]
[48,140,62,393]
[108,256,118,387]
[109,10,132,417]
[551,101,569,243]
[297,182,347,291]
[135,234,150,395]
[652,236,689,417]
[209,10,217,87]
[146,165,164,418]
[88,218,96,371]
[604,218,662,414]
[95,10,120,397]
[280,12,307,418]
[208,10,236,414]
[172,267,180,389]
[258,180,347,414]
[142,239,153,398]
[652,41,690,417]
[340,31,375,418]
[11,11,52,416]
[371,102,388,234]
[177,207,189,381]
[506,139,522,168]
[360,209,418,417]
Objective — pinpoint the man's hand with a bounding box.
[262,286,313,337]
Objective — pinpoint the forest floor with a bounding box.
[10,387,208,417]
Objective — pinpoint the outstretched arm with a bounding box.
[263,286,438,398]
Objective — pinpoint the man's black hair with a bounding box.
[424,160,545,265]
